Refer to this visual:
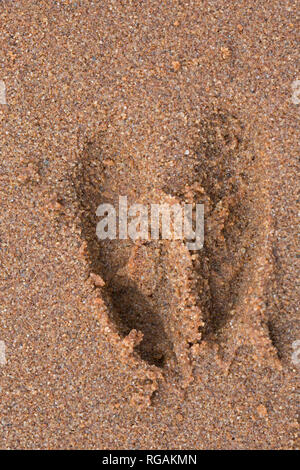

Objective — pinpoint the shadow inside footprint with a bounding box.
[73,138,174,368]
[103,277,170,367]
[192,111,254,336]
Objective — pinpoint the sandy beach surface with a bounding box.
[0,0,299,449]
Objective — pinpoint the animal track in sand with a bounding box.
[182,111,281,370]
[73,109,281,393]
[73,138,203,385]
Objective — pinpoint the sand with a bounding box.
[0,0,299,449]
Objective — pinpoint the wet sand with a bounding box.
[0,0,299,449]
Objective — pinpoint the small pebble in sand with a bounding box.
[221,46,232,60]
[172,61,181,72]
[257,404,268,418]
[90,272,105,287]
